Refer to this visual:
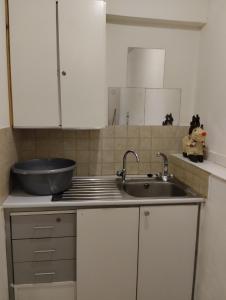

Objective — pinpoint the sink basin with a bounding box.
[52,176,198,202]
[120,178,191,198]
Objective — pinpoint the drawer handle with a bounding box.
[34,272,56,277]
[34,249,56,254]
[33,226,55,230]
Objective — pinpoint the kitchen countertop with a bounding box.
[3,176,204,209]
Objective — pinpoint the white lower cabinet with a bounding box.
[138,205,198,300]
[76,208,139,300]
[11,205,199,300]
[14,282,76,300]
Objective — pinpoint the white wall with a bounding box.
[0,0,10,128]
[106,0,208,24]
[107,23,200,125]
[196,176,226,300]
[195,0,226,165]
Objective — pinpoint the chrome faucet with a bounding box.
[117,150,140,184]
[156,152,170,182]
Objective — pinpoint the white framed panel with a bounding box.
[145,88,181,125]
[127,48,165,88]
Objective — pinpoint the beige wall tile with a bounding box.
[76,139,90,150]
[138,151,151,163]
[114,150,126,163]
[102,150,114,163]
[102,138,114,150]
[127,138,139,150]
[64,150,76,161]
[63,137,76,151]
[114,126,127,138]
[114,163,122,174]
[90,130,101,139]
[63,130,76,139]
[0,128,18,204]
[127,163,139,175]
[102,163,115,175]
[152,126,178,138]
[150,162,162,173]
[139,138,152,150]
[169,155,209,197]
[76,151,90,163]
[90,138,102,151]
[89,163,102,176]
[101,126,114,138]
[90,151,102,164]
[76,130,90,139]
[140,126,152,138]
[138,163,151,175]
[14,127,189,178]
[114,138,127,150]
[76,163,89,176]
[127,126,139,138]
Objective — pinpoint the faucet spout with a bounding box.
[117,150,140,184]
[156,152,169,181]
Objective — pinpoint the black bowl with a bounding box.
[12,158,76,195]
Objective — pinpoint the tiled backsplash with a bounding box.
[0,128,18,203]
[15,126,188,176]
[169,155,209,197]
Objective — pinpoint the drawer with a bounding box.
[13,237,76,262]
[14,260,76,284]
[11,213,76,239]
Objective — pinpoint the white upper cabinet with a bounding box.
[9,0,60,128]
[9,0,107,129]
[59,0,107,129]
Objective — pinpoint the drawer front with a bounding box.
[13,237,76,262]
[14,260,76,284]
[11,213,76,239]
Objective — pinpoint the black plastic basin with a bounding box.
[12,158,76,195]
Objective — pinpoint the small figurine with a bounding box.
[162,113,174,126]
[182,115,207,163]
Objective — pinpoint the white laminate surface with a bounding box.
[172,154,226,181]
[3,193,204,209]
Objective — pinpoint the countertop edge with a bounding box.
[3,197,205,209]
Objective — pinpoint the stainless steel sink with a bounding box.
[52,176,198,202]
[121,179,187,198]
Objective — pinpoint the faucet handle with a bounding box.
[116,169,123,177]
[156,152,161,157]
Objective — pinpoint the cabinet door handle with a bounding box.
[62,71,67,76]
[34,249,56,254]
[34,272,56,277]
[144,211,150,216]
[32,226,55,230]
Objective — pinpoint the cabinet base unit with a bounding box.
[14,282,76,300]
[138,205,199,300]
[77,208,139,300]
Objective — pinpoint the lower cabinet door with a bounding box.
[77,208,139,300]
[14,282,76,300]
[138,205,198,300]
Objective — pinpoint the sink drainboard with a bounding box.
[52,178,122,201]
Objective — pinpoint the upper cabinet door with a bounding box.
[9,0,60,128]
[58,0,107,129]
[138,205,198,300]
